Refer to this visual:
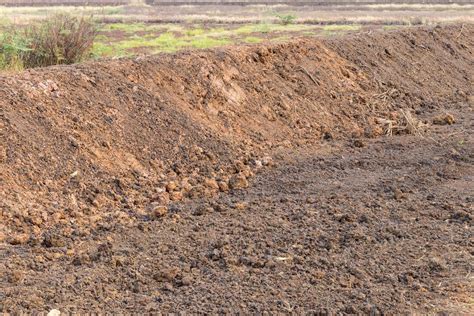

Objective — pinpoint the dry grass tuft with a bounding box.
[377,109,427,136]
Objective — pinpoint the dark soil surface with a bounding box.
[0,24,473,313]
[1,106,472,314]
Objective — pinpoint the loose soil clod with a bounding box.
[433,113,456,125]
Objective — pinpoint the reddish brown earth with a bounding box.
[0,24,473,313]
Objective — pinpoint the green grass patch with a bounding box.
[98,32,184,54]
[185,27,206,36]
[95,34,110,41]
[200,27,228,37]
[236,23,315,34]
[91,42,124,58]
[94,30,233,56]
[0,17,11,27]
[383,25,402,31]
[243,36,263,44]
[117,33,186,51]
[100,23,184,34]
[102,23,148,33]
[188,36,231,49]
[150,32,189,52]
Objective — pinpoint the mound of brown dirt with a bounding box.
[0,24,472,245]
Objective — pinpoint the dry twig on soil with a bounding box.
[296,66,319,85]
[377,109,427,136]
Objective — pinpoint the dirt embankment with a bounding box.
[0,24,472,243]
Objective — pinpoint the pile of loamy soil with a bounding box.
[0,24,472,244]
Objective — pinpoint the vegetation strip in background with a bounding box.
[4,1,464,71]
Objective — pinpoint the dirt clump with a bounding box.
[228,173,249,190]
[433,112,456,125]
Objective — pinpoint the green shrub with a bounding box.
[0,13,97,70]
[276,13,296,25]
[22,13,98,68]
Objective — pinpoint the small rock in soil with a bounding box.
[193,204,214,216]
[42,234,66,248]
[449,210,471,223]
[187,185,206,198]
[178,275,193,286]
[154,267,180,282]
[306,197,316,204]
[432,113,455,125]
[323,131,333,141]
[152,192,170,204]
[218,181,229,192]
[262,156,273,166]
[229,174,249,190]
[393,188,405,200]
[213,202,230,213]
[8,270,25,284]
[165,181,178,192]
[47,309,61,316]
[9,233,30,245]
[162,282,174,291]
[428,257,447,272]
[204,178,219,190]
[169,191,183,201]
[147,203,168,219]
[234,202,248,210]
[352,139,365,148]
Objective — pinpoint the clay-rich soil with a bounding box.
[0,24,473,313]
[2,105,472,314]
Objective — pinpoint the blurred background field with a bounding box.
[0,1,472,65]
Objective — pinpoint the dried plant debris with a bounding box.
[377,109,428,136]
